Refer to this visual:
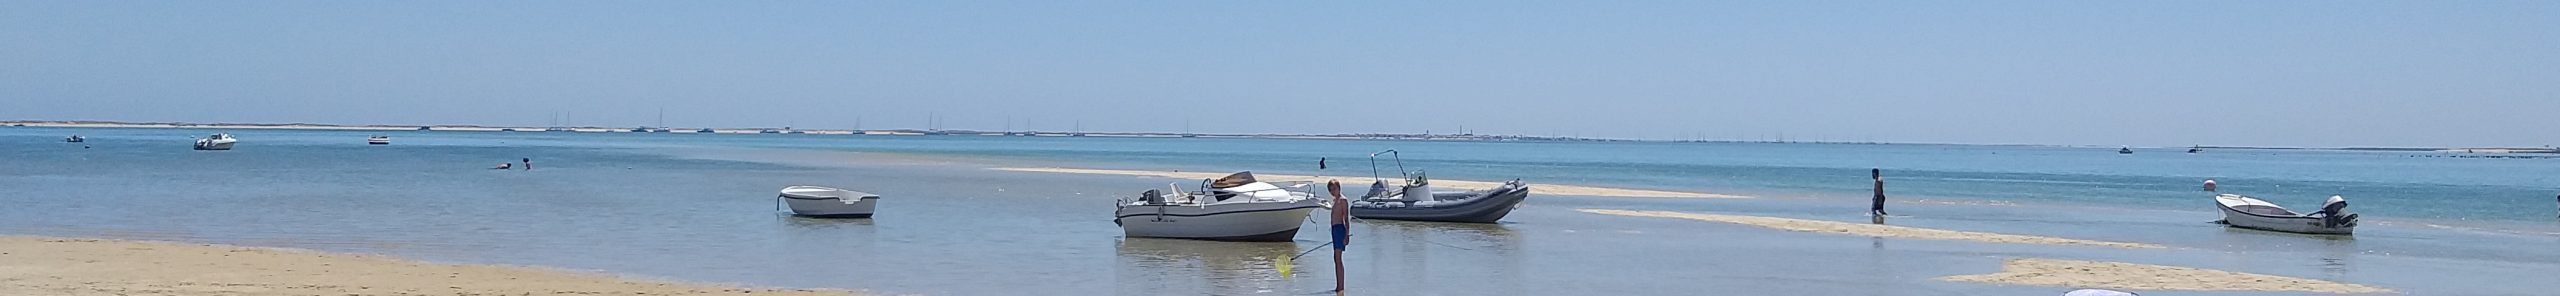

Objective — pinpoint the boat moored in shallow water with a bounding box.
[779,186,881,218]
[367,136,390,145]
[1345,150,1530,223]
[1115,171,1322,242]
[2215,194,2356,235]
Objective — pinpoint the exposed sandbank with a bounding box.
[991,167,1745,198]
[0,236,861,296]
[1577,209,2163,249]
[1939,258,2393,294]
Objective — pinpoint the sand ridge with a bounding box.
[0,236,862,296]
[1577,209,2165,249]
[1939,258,2394,294]
[992,167,1746,199]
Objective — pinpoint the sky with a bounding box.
[2,1,2554,147]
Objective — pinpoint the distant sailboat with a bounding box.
[2119,146,2135,154]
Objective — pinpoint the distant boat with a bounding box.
[2118,147,2134,154]
[629,127,650,133]
[2214,194,2356,235]
[759,129,782,134]
[500,128,518,132]
[415,126,432,131]
[2188,147,2202,154]
[779,186,881,218]
[543,127,570,132]
[64,135,84,143]
[193,133,236,150]
[650,128,671,133]
[367,136,390,145]
[1115,172,1323,242]
[697,128,717,133]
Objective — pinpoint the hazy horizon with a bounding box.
[4,1,2554,147]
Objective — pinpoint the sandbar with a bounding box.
[1577,209,2164,249]
[0,236,860,296]
[1938,258,2393,294]
[992,167,1744,198]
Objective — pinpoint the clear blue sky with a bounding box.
[3,1,2553,147]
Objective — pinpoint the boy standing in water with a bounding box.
[1871,168,1888,216]
[522,158,532,171]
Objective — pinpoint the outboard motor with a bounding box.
[1139,189,1164,205]
[2318,195,2353,228]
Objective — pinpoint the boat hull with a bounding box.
[1349,185,1530,223]
[193,141,235,150]
[1116,199,1319,242]
[2216,195,2354,235]
[780,186,880,218]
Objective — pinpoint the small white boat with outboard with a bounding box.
[2215,193,2356,235]
[1116,171,1323,242]
[64,135,84,143]
[193,133,237,150]
[779,186,881,218]
[1345,150,1530,223]
[367,135,390,145]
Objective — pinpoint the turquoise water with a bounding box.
[4,126,2557,295]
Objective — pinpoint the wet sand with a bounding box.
[993,167,1746,198]
[0,236,860,296]
[1578,209,2165,249]
[1939,258,2394,294]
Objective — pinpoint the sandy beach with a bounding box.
[1939,258,2394,294]
[992,167,1745,199]
[1578,209,2164,249]
[0,236,860,296]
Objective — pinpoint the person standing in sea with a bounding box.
[1870,168,1888,216]
[522,158,532,171]
[2204,178,2218,192]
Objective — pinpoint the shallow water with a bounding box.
[3,126,2557,295]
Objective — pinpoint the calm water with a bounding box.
[3,126,2556,295]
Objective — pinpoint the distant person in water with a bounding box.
[521,158,531,171]
[2203,179,2218,192]
[1871,168,1888,216]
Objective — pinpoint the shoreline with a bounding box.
[15,120,2555,150]
[0,236,861,296]
[1578,209,2164,249]
[1939,258,2394,294]
[990,167,1746,199]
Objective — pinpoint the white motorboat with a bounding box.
[193,133,237,150]
[367,136,390,145]
[2215,194,2356,235]
[1116,172,1323,242]
[64,135,84,143]
[779,186,880,218]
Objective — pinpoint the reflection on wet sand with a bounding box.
[1116,238,1303,295]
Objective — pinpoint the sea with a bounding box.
[3,126,2555,295]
